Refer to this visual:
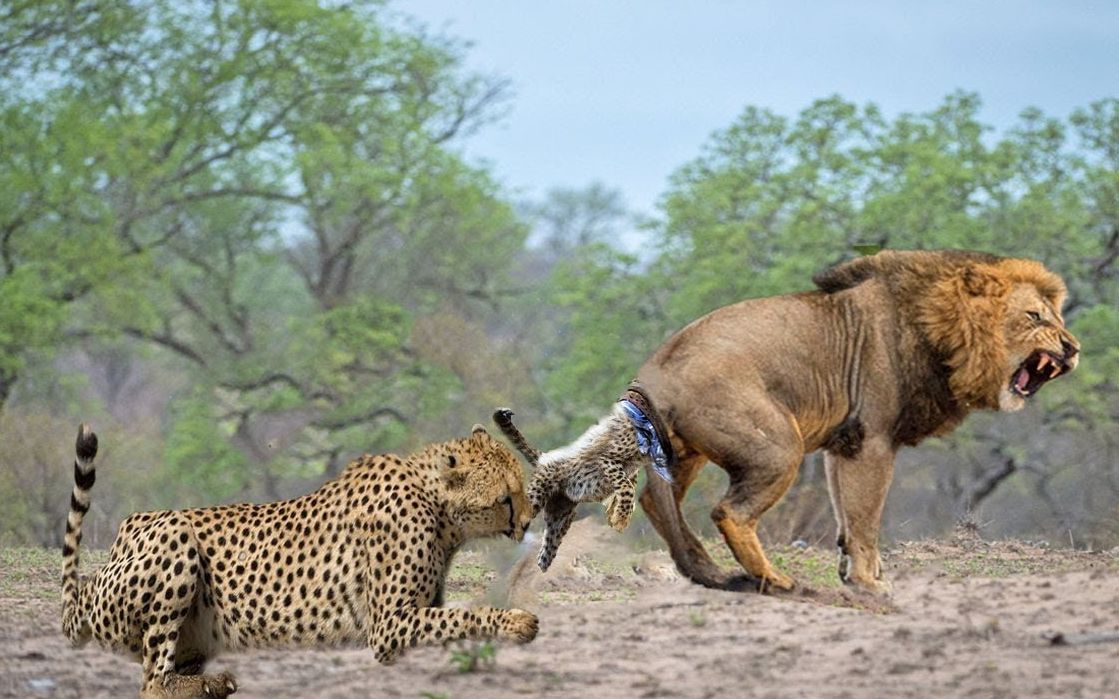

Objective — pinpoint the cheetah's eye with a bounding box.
[1026,311,1043,323]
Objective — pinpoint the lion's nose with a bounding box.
[1061,338,1079,359]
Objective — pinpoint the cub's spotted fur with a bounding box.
[61,424,537,698]
[494,383,674,571]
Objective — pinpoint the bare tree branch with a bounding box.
[312,407,407,432]
[121,326,207,367]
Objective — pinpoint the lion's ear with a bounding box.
[959,265,1009,298]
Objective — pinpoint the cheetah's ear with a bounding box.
[471,424,488,435]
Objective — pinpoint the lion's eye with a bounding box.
[1026,311,1043,323]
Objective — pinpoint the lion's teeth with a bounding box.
[1038,354,1050,371]
[1050,365,1061,378]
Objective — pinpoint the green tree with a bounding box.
[546,93,1119,544]
[0,0,524,503]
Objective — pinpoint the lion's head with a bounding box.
[815,250,1081,412]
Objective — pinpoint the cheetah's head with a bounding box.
[440,425,533,542]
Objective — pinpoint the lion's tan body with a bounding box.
[636,250,1079,593]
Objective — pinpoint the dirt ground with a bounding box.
[3,520,1119,699]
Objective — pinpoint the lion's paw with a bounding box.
[845,576,892,597]
[760,569,796,593]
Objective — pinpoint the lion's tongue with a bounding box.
[1015,368,1030,392]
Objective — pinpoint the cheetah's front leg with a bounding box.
[368,605,537,665]
[364,541,539,665]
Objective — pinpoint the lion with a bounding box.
[635,249,1080,594]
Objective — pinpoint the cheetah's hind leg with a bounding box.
[134,518,237,698]
[142,672,237,698]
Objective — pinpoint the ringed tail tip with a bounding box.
[76,423,98,462]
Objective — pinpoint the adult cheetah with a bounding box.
[61,423,538,697]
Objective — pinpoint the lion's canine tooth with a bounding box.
[1050,364,1061,378]
[1038,354,1050,372]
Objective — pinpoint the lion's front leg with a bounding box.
[368,606,538,665]
[824,438,895,595]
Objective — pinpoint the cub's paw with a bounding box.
[605,496,633,532]
[502,609,539,644]
[536,547,556,573]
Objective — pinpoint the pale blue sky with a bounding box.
[400,1,1119,218]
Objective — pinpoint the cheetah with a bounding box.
[493,381,676,572]
[61,423,538,698]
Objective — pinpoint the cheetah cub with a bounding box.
[494,381,675,572]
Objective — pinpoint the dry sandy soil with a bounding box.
[3,520,1118,699]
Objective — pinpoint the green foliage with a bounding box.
[0,0,525,507]
[548,94,1119,422]
[448,640,496,673]
[163,391,248,504]
[0,3,1115,548]
[534,93,1119,545]
[542,244,667,427]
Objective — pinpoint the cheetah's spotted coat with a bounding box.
[61,424,537,697]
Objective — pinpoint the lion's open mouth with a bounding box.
[1010,350,1069,398]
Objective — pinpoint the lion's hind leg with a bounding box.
[638,451,733,588]
[704,405,804,592]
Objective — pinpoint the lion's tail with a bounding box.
[61,423,98,646]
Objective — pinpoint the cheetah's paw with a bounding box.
[502,609,539,644]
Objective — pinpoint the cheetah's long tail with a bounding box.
[492,409,541,467]
[61,423,98,646]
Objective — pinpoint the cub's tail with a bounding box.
[61,423,98,646]
[492,409,541,467]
